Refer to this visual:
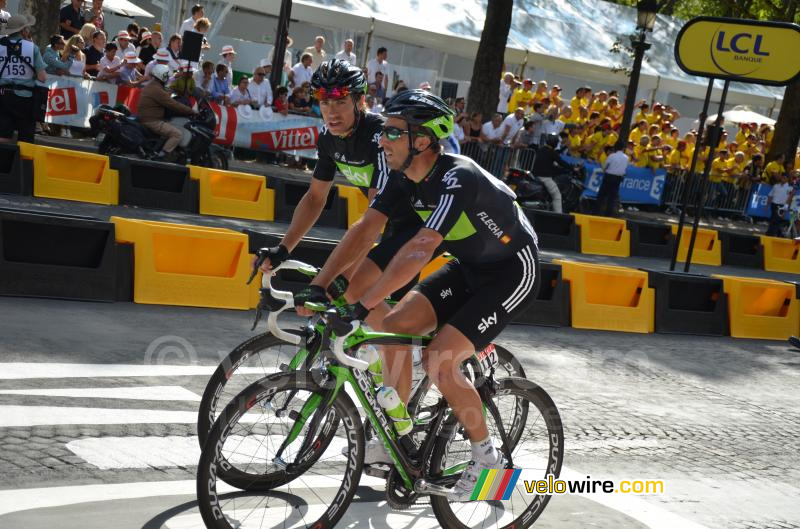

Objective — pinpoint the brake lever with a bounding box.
[247,253,267,285]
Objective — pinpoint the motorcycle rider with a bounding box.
[531,133,574,213]
[136,63,196,162]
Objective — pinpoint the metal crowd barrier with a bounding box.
[461,141,537,178]
[662,170,752,217]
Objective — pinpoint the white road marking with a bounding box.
[0,386,201,401]
[0,363,273,380]
[66,435,350,470]
[0,406,199,427]
[0,475,387,516]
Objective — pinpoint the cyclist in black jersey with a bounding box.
[257,59,422,325]
[316,90,541,500]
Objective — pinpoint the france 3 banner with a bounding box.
[561,154,666,205]
[745,183,800,219]
[44,76,118,128]
[209,104,323,158]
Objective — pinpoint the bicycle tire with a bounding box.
[197,372,364,529]
[197,332,306,448]
[429,377,564,529]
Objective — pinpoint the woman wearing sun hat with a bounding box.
[0,13,47,143]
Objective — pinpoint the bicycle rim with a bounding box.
[429,377,564,529]
[198,333,315,448]
[197,372,364,529]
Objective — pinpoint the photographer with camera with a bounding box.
[0,14,47,144]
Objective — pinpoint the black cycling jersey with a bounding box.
[313,112,418,227]
[531,146,573,177]
[370,153,538,265]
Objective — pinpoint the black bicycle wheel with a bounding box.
[429,377,563,529]
[197,372,364,529]
[198,332,313,448]
[365,343,525,442]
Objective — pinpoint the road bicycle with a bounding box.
[196,262,564,529]
[196,255,526,452]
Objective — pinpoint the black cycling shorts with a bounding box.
[414,244,540,350]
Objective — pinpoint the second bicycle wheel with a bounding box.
[429,376,564,529]
[197,371,365,529]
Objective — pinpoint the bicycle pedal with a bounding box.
[364,465,390,479]
[414,479,450,497]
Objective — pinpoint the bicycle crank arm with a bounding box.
[414,479,452,497]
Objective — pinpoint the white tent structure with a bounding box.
[233,0,783,109]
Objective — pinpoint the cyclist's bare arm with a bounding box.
[360,228,443,309]
[259,178,333,272]
[312,207,387,288]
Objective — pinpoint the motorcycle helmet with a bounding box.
[151,63,171,85]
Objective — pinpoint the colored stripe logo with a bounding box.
[470,468,521,501]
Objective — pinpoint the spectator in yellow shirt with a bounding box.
[728,151,748,188]
[735,123,750,146]
[508,79,535,114]
[759,124,774,147]
[532,81,548,104]
[667,141,690,171]
[590,91,608,115]
[566,126,584,157]
[606,96,623,125]
[560,106,578,124]
[764,154,785,184]
[570,86,590,114]
[633,102,650,126]
[633,136,651,168]
[629,120,648,145]
[709,151,731,210]
[549,85,563,108]
[647,136,666,171]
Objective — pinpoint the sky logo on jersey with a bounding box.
[478,312,498,333]
[442,169,462,190]
[470,469,522,501]
[335,162,374,187]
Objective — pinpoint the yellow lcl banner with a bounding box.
[675,17,800,86]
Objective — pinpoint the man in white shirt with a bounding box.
[140,48,171,86]
[541,107,565,138]
[596,142,629,217]
[501,107,525,145]
[497,72,515,114]
[249,65,273,107]
[480,113,505,144]
[115,30,135,57]
[366,47,388,92]
[267,36,293,76]
[0,0,10,32]
[303,36,327,70]
[219,45,236,90]
[766,172,794,236]
[289,52,313,88]
[334,39,356,64]
[179,4,204,35]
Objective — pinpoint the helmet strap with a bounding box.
[398,123,420,172]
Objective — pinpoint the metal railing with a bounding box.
[460,141,537,178]
[662,170,753,217]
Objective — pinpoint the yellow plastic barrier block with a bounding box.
[670,225,721,266]
[189,166,274,221]
[760,236,800,274]
[555,259,654,333]
[111,216,260,310]
[336,184,369,227]
[712,274,799,340]
[31,144,119,205]
[420,254,452,280]
[17,141,36,159]
[572,213,631,257]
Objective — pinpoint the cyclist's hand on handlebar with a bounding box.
[252,245,290,275]
[294,284,328,317]
[334,302,370,323]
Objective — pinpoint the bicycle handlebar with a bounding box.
[257,259,371,371]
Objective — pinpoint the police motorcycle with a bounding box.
[89,97,230,169]
[505,165,586,213]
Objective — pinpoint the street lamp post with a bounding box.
[617,0,659,145]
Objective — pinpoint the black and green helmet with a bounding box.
[310,59,368,95]
[382,89,456,140]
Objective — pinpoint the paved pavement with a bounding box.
[1,296,799,528]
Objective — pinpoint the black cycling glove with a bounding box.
[257,244,290,270]
[294,284,328,309]
[334,302,370,323]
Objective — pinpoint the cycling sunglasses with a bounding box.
[381,125,427,141]
[312,86,351,100]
